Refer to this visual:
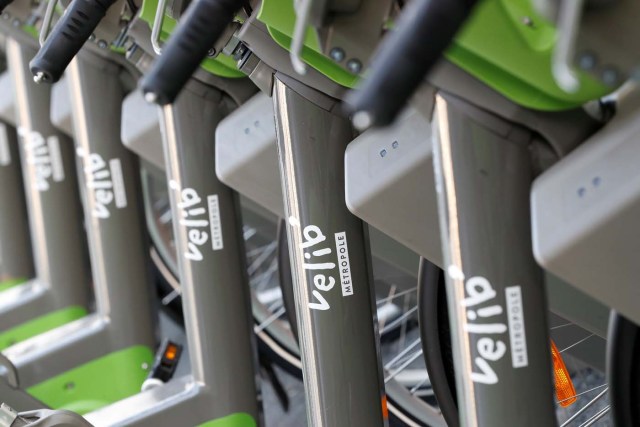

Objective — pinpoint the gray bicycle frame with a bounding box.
[3,42,155,387]
[1,37,90,335]
[0,120,33,284]
[272,74,386,427]
[86,79,262,426]
[431,92,557,426]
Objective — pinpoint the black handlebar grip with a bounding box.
[345,0,480,128]
[29,0,119,83]
[0,0,15,13]
[140,0,247,105]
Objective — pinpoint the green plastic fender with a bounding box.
[28,345,154,414]
[0,306,87,350]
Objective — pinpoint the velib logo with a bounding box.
[18,127,65,191]
[289,217,354,311]
[449,265,528,385]
[77,148,127,218]
[170,180,224,262]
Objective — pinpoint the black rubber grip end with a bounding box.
[0,0,15,13]
[139,0,246,105]
[29,0,118,83]
[345,0,480,128]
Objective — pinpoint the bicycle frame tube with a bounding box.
[0,121,33,283]
[86,80,261,427]
[431,93,556,426]
[3,38,90,330]
[4,47,156,387]
[272,75,386,427]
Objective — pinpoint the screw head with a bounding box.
[521,16,534,27]
[346,58,362,74]
[11,18,20,27]
[207,48,216,57]
[601,67,620,87]
[89,33,96,42]
[97,39,108,49]
[578,52,597,71]
[141,362,149,370]
[329,47,345,62]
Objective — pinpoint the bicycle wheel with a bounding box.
[607,312,640,426]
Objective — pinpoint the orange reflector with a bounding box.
[551,340,577,407]
[164,343,179,361]
[381,395,389,419]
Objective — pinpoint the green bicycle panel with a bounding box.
[258,0,615,110]
[197,413,257,427]
[446,0,614,111]
[138,0,244,78]
[257,0,359,88]
[0,306,87,350]
[28,345,154,415]
[0,277,26,293]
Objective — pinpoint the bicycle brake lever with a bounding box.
[139,0,247,105]
[29,0,120,84]
[345,0,480,129]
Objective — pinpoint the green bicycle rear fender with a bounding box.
[258,0,616,110]
[28,345,154,414]
[138,0,244,78]
[197,413,257,427]
[0,306,87,350]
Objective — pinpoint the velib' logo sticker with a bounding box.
[77,148,127,218]
[19,127,65,191]
[289,217,354,311]
[170,180,224,262]
[448,265,529,385]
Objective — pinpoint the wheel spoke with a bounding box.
[560,388,608,427]
[557,384,608,405]
[247,242,277,275]
[578,405,610,427]
[384,338,422,370]
[380,306,418,335]
[560,334,595,353]
[255,306,287,333]
[385,349,424,383]
[376,286,417,305]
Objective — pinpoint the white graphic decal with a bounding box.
[506,286,528,368]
